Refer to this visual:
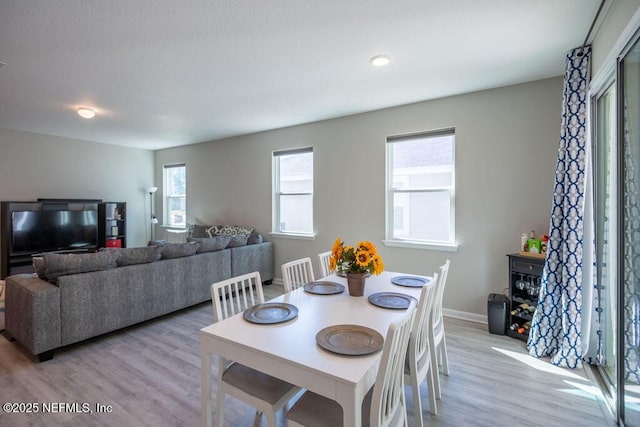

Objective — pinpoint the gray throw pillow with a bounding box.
[160,242,200,259]
[247,230,263,245]
[189,225,212,239]
[112,246,162,266]
[43,251,119,282]
[32,256,46,279]
[226,235,249,248]
[187,236,231,253]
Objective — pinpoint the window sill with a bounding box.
[382,239,458,252]
[269,231,316,240]
[161,225,188,230]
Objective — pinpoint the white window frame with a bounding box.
[271,147,315,239]
[163,163,186,228]
[384,129,457,251]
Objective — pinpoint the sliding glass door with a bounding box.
[620,34,640,426]
[592,27,640,426]
[594,80,617,398]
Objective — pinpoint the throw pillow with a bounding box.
[208,225,254,237]
[187,236,231,253]
[205,226,217,238]
[43,251,119,282]
[226,235,249,248]
[32,256,46,279]
[189,224,212,239]
[160,242,200,259]
[247,230,263,245]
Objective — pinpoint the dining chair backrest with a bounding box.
[318,251,333,278]
[370,300,416,427]
[210,271,265,322]
[405,273,438,421]
[432,260,450,331]
[411,273,437,368]
[281,257,315,293]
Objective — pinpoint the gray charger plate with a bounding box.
[243,302,298,324]
[304,281,345,295]
[391,275,431,287]
[368,292,417,309]
[316,324,384,356]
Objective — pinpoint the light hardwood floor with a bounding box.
[0,283,612,427]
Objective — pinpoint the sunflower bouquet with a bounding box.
[330,238,384,276]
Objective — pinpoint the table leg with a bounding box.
[201,343,212,427]
[338,391,361,427]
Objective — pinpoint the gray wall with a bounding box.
[0,126,155,273]
[155,77,563,319]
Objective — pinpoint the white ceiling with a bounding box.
[0,1,600,150]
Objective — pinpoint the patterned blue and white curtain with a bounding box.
[527,46,591,368]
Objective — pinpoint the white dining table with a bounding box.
[200,270,430,427]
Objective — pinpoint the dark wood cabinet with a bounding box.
[98,202,126,249]
[507,253,544,341]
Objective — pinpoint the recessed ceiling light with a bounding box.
[370,55,390,67]
[77,107,96,119]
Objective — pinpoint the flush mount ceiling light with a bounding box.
[370,55,390,67]
[77,107,96,119]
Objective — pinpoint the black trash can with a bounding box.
[487,293,508,335]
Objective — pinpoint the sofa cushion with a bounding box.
[187,236,231,253]
[208,225,254,237]
[113,246,162,266]
[160,242,200,259]
[42,251,119,282]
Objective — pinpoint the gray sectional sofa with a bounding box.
[5,240,273,361]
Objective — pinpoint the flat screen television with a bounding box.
[11,210,98,255]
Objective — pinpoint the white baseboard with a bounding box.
[272,278,284,286]
[443,308,487,324]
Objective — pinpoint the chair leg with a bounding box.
[430,348,442,400]
[426,367,437,416]
[440,335,450,376]
[410,372,424,427]
[252,410,262,427]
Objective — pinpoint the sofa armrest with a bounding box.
[5,274,61,357]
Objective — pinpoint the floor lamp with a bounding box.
[147,186,158,241]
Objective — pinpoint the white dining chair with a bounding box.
[286,300,416,427]
[430,260,450,399]
[281,257,315,292]
[209,272,302,427]
[317,250,333,278]
[404,273,438,423]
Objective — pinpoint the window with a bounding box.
[272,148,314,236]
[163,163,186,227]
[385,129,456,249]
